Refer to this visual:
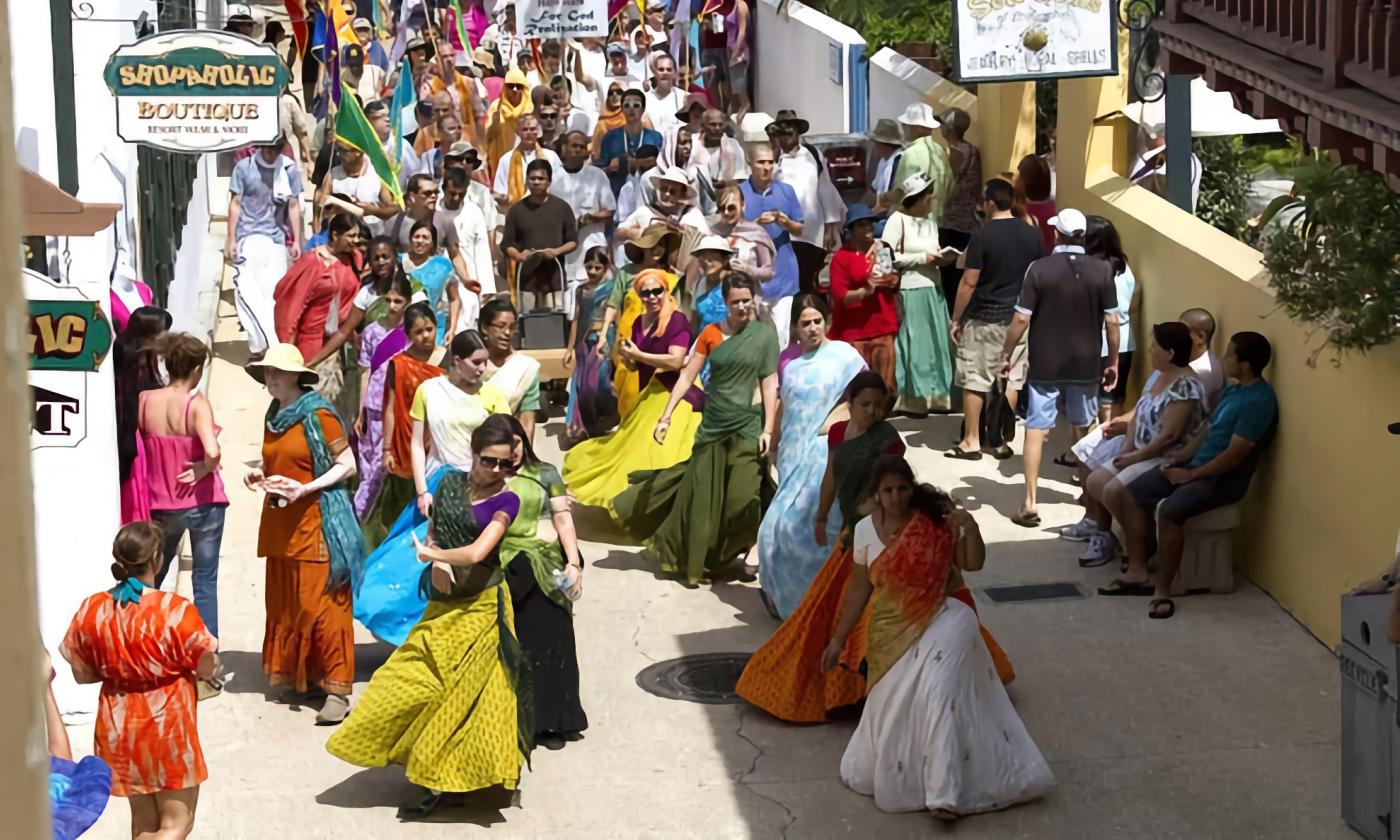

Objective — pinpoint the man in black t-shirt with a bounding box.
[998,208,1120,527]
[501,159,578,310]
[948,178,1044,460]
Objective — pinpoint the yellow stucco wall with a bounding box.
[1049,73,1400,647]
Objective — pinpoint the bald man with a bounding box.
[1180,307,1224,411]
[689,108,750,213]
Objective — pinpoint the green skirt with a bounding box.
[610,433,775,583]
[324,583,531,792]
[362,473,415,551]
[895,285,953,412]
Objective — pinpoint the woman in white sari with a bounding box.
[822,456,1054,819]
[479,298,544,441]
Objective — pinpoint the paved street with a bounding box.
[71,271,1351,839]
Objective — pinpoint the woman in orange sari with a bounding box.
[61,521,222,838]
[361,303,443,549]
[827,458,1053,817]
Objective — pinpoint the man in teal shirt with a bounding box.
[1111,331,1279,619]
[893,102,954,226]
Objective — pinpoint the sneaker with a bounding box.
[1078,532,1114,567]
[1058,517,1098,542]
[315,694,350,725]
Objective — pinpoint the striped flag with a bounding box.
[336,82,404,207]
[327,0,360,47]
[388,57,416,170]
[283,0,309,56]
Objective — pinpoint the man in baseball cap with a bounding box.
[224,3,258,38]
[352,18,389,72]
[997,205,1121,529]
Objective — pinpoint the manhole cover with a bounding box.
[636,652,752,705]
[980,582,1088,603]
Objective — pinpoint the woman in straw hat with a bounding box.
[882,173,956,415]
[246,344,362,725]
[596,222,682,417]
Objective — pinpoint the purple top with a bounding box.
[473,490,520,527]
[633,311,703,410]
[369,326,411,372]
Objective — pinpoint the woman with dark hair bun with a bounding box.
[753,294,866,619]
[1073,320,1206,578]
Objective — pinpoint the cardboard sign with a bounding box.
[954,0,1118,83]
[104,30,290,152]
[517,0,608,39]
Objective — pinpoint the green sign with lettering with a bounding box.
[28,299,113,371]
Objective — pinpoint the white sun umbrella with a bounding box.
[1123,77,1283,137]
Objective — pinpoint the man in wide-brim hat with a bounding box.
[893,102,953,224]
[765,108,811,137]
[767,108,845,296]
[867,117,906,208]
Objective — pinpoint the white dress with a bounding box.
[839,516,1055,815]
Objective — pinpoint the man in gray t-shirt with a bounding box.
[226,144,304,356]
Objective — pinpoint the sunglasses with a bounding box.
[607,90,623,98]
[417,188,439,197]
[638,286,666,299]
[477,455,512,471]
[719,204,740,212]
[506,83,526,91]
[538,111,559,119]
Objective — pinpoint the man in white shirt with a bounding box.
[615,167,711,266]
[643,0,668,50]
[440,168,494,326]
[341,44,384,103]
[643,53,686,133]
[769,110,845,293]
[492,114,564,209]
[443,142,498,229]
[549,131,617,316]
[689,108,750,213]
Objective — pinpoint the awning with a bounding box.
[1122,77,1284,138]
[22,167,122,236]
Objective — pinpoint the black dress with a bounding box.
[505,557,588,738]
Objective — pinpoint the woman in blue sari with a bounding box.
[400,220,461,345]
[564,247,619,444]
[755,295,867,618]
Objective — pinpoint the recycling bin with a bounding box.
[1341,593,1395,840]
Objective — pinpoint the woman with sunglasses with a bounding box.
[613,274,779,585]
[354,330,512,646]
[485,67,534,174]
[565,268,703,507]
[708,185,775,285]
[594,88,661,198]
[491,414,588,750]
[589,81,628,158]
[327,420,531,820]
[596,222,681,417]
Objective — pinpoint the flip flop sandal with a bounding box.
[1053,454,1079,468]
[1097,579,1154,596]
[1011,510,1041,528]
[1148,598,1176,619]
[944,447,983,461]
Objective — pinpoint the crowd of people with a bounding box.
[54,0,1287,834]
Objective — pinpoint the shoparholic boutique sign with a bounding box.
[104,30,290,152]
[953,0,1118,83]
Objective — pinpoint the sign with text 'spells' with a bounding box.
[104,30,290,152]
[954,0,1119,84]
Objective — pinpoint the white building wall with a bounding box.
[753,0,861,134]
[13,2,215,714]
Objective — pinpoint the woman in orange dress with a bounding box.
[246,343,363,725]
[361,303,443,549]
[61,521,221,838]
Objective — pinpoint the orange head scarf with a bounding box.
[633,268,677,339]
[590,81,628,156]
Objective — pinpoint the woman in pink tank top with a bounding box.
[140,334,229,640]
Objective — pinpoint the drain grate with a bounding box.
[980,582,1088,603]
[636,652,752,705]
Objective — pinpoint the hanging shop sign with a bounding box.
[23,269,111,449]
[28,299,113,372]
[517,0,608,38]
[103,30,290,152]
[953,0,1118,84]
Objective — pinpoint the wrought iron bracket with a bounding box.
[1121,0,1166,103]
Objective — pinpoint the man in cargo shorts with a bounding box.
[948,178,1044,460]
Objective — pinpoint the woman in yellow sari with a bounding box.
[484,68,533,174]
[821,457,1053,818]
[563,269,703,508]
[595,222,681,417]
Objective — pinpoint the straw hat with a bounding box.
[868,118,903,146]
[247,343,319,386]
[624,222,682,262]
[649,166,698,202]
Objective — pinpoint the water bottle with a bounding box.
[553,567,581,602]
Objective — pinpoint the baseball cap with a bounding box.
[606,42,629,56]
[352,17,372,30]
[1048,208,1088,236]
[226,3,254,21]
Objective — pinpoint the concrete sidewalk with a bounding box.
[71,266,1348,839]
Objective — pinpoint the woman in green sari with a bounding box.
[489,414,589,750]
[611,274,780,584]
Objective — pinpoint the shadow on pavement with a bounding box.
[316,767,512,826]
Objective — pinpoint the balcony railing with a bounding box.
[1170,0,1400,102]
